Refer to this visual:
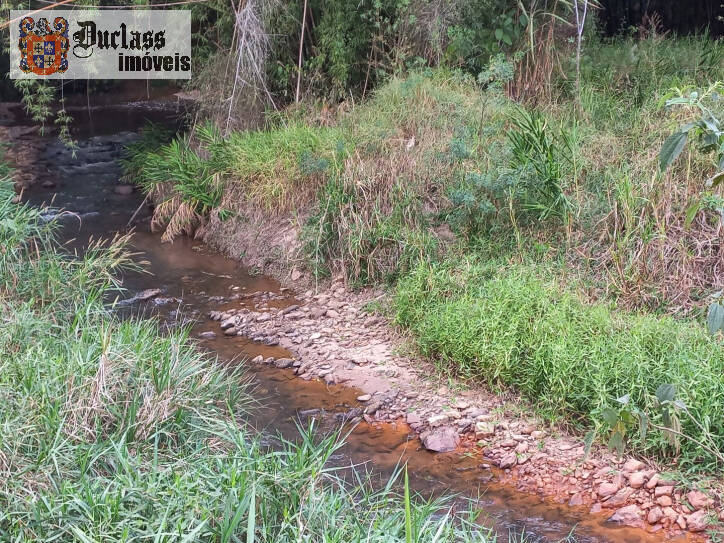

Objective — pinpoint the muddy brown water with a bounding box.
[4,97,674,543]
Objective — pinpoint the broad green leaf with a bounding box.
[495,28,503,40]
[656,384,676,403]
[707,302,724,335]
[706,171,724,189]
[638,411,648,441]
[684,199,702,229]
[601,407,619,427]
[659,131,688,171]
[608,430,624,456]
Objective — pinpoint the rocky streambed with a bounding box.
[201,281,724,539]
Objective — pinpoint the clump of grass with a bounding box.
[0,159,492,541]
[393,257,724,471]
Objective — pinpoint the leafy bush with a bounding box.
[393,258,724,470]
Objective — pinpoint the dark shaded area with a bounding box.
[599,0,724,37]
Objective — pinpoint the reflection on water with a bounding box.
[10,99,677,543]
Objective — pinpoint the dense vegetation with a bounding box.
[124,14,724,471]
[0,152,495,540]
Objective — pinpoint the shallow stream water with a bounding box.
[4,95,676,543]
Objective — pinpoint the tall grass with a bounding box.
[0,155,492,541]
[393,258,724,471]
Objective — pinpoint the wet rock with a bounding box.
[569,493,585,507]
[422,426,459,453]
[251,355,264,363]
[356,394,371,402]
[608,504,643,527]
[499,452,517,469]
[686,510,709,532]
[647,507,664,524]
[114,184,134,195]
[604,488,633,508]
[224,327,238,336]
[198,331,216,339]
[220,318,236,330]
[42,180,56,188]
[686,490,712,511]
[274,358,294,369]
[406,413,422,425]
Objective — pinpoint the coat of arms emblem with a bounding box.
[18,16,69,75]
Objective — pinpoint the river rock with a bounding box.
[608,504,643,527]
[597,482,620,498]
[422,426,459,453]
[647,506,664,524]
[251,355,264,363]
[622,458,646,472]
[628,471,647,488]
[604,487,633,508]
[686,490,712,510]
[428,414,449,427]
[274,358,294,368]
[198,331,216,339]
[356,394,371,402]
[654,485,673,497]
[475,421,495,439]
[224,327,238,335]
[499,452,517,469]
[114,184,134,195]
[656,496,672,507]
[686,510,709,532]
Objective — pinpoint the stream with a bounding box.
[3,94,673,543]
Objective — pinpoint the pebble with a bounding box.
[356,394,371,402]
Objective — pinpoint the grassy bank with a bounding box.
[124,34,724,469]
[0,155,490,540]
[393,258,724,471]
